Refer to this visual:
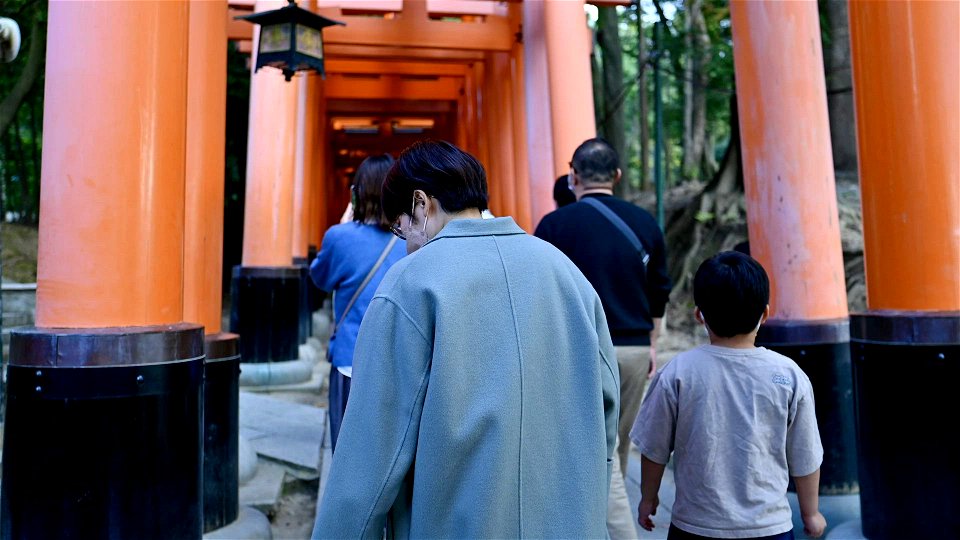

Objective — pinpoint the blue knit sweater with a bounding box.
[309,222,406,368]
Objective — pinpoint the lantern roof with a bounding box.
[237,1,344,31]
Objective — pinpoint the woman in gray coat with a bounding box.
[312,141,619,539]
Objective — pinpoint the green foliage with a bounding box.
[592,0,735,190]
[0,0,46,224]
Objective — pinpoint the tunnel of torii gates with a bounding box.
[0,0,956,538]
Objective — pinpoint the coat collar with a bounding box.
[428,217,526,244]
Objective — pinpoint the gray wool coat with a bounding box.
[312,217,619,539]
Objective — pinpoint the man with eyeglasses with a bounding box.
[535,137,673,539]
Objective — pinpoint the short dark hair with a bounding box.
[382,140,489,223]
[693,251,770,338]
[571,138,619,185]
[553,175,576,207]
[352,154,395,229]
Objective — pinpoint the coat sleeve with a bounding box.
[595,297,620,483]
[312,295,433,539]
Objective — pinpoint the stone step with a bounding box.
[239,391,326,478]
[239,459,287,516]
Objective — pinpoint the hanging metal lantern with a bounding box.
[237,0,344,81]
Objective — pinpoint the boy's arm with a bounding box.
[649,317,662,377]
[793,468,826,538]
[637,455,666,531]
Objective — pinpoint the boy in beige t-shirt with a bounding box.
[630,251,826,539]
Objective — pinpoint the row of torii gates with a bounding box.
[0,1,956,539]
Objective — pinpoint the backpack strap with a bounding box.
[580,197,650,269]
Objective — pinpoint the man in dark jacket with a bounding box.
[535,137,672,507]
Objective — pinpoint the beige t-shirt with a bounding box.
[630,345,823,539]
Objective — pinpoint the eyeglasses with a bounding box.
[390,221,406,240]
[389,194,418,240]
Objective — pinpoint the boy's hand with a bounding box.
[637,495,659,531]
[802,511,826,538]
[648,347,657,379]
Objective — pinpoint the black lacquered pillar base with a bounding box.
[230,266,301,363]
[203,332,241,533]
[293,257,312,345]
[1,324,205,540]
[850,311,959,540]
[757,319,858,493]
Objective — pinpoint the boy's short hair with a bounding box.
[694,251,770,337]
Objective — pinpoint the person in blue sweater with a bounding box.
[310,154,406,451]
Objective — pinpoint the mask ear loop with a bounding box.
[418,196,429,233]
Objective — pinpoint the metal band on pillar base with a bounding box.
[203,332,241,533]
[850,311,960,540]
[757,318,858,494]
[1,324,205,540]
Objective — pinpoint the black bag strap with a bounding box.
[580,197,650,268]
[330,235,398,340]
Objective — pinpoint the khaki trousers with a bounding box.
[607,437,639,539]
[615,345,652,474]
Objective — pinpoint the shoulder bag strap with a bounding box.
[580,197,650,268]
[330,235,399,340]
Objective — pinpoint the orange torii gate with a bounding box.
[227,0,613,388]
[0,1,955,539]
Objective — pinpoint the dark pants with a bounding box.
[668,524,795,540]
[328,368,351,453]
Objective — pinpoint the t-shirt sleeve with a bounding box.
[629,368,677,465]
[786,373,824,477]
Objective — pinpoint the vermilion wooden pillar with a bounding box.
[508,2,532,232]
[185,0,228,337]
[310,78,328,249]
[294,73,318,264]
[230,0,310,382]
[1,2,204,538]
[730,0,856,493]
[847,1,959,537]
[484,51,516,219]
[543,0,596,179]
[521,0,556,227]
[293,72,320,343]
[184,1,240,533]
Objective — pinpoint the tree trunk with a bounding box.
[11,118,29,222]
[823,0,858,173]
[683,0,712,180]
[597,6,630,198]
[0,19,44,136]
[591,31,605,136]
[27,95,40,221]
[682,5,695,179]
[665,95,743,292]
[636,2,650,191]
